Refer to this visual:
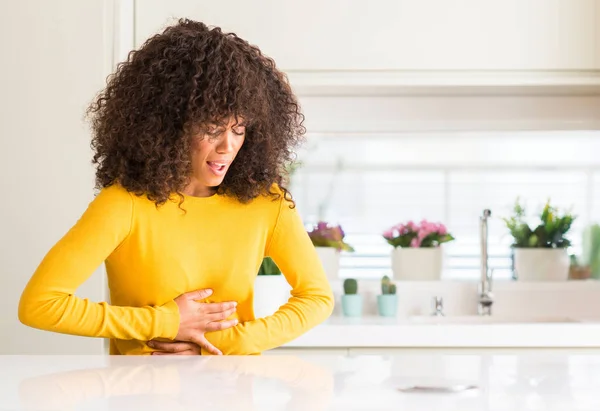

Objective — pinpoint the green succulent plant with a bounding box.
[257,257,281,275]
[503,198,575,248]
[381,275,396,295]
[343,278,358,295]
[582,224,600,279]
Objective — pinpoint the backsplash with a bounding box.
[328,280,600,319]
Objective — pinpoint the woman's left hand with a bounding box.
[148,340,201,355]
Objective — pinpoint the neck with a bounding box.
[183,182,217,198]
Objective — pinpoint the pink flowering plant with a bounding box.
[308,221,355,252]
[383,220,455,248]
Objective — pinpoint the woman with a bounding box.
[18,19,334,355]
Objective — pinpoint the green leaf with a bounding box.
[583,224,600,278]
[257,257,281,275]
[385,233,416,248]
[527,234,539,247]
[340,242,355,252]
[439,234,455,244]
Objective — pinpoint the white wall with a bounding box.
[0,0,109,354]
[299,95,600,133]
[134,0,600,132]
[135,0,600,71]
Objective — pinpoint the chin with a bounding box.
[205,176,226,187]
[199,167,228,188]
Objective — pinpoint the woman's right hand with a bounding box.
[172,288,238,355]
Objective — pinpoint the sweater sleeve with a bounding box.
[18,185,180,341]
[202,195,335,355]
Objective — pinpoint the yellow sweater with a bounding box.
[18,184,334,355]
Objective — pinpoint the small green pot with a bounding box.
[342,294,362,317]
[377,294,398,317]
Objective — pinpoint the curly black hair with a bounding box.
[86,18,305,206]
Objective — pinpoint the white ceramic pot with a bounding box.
[315,247,341,281]
[391,247,443,281]
[513,248,570,281]
[253,274,292,318]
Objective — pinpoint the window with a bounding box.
[291,131,600,280]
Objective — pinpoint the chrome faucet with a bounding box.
[432,296,444,316]
[479,209,493,315]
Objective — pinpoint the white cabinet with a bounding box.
[135,0,599,72]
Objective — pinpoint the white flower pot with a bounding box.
[391,247,443,281]
[253,275,292,318]
[514,248,570,281]
[315,247,340,281]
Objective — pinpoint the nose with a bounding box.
[216,129,236,154]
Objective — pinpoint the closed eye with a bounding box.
[232,127,246,136]
[206,127,223,137]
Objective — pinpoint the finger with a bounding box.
[185,288,213,301]
[151,350,195,356]
[205,318,238,332]
[192,335,222,356]
[207,307,237,322]
[148,340,196,353]
[200,301,237,313]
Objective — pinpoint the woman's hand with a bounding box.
[153,288,237,355]
[148,340,202,355]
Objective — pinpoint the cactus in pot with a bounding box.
[381,275,397,295]
[378,275,398,317]
[344,278,358,294]
[341,278,361,317]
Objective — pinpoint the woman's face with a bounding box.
[188,117,246,196]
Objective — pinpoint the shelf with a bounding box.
[287,70,600,96]
[284,315,600,348]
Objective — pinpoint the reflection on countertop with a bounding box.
[5,355,333,411]
[2,352,600,410]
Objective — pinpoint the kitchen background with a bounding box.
[2,0,600,354]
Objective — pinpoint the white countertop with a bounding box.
[284,315,600,348]
[2,352,600,410]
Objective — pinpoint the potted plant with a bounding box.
[307,221,354,281]
[569,255,592,280]
[377,275,397,317]
[581,224,600,279]
[383,219,455,281]
[253,257,291,318]
[503,198,575,281]
[341,278,361,317]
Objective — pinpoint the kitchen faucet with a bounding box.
[479,209,493,315]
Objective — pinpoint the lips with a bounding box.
[207,161,230,176]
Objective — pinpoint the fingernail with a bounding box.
[233,302,237,307]
[147,341,154,348]
[206,289,213,295]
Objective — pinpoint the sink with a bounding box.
[408,315,580,324]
